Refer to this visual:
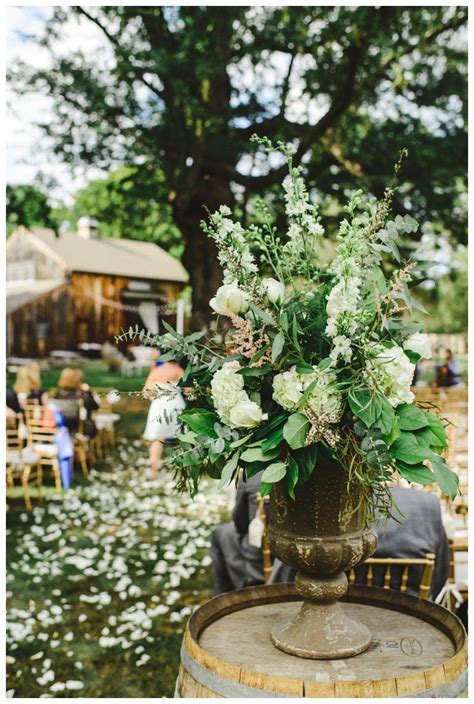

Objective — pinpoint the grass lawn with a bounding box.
[8,359,149,394]
[6,437,232,697]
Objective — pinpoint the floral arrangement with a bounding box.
[118,138,458,521]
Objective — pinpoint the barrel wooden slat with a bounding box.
[176,583,467,698]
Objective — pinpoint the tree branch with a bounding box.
[205,38,368,189]
[76,6,164,99]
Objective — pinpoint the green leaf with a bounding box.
[384,417,400,448]
[372,395,395,435]
[249,346,270,366]
[318,357,332,371]
[260,481,273,498]
[249,303,275,326]
[396,461,437,485]
[296,362,314,374]
[271,331,285,363]
[240,446,280,463]
[293,444,318,484]
[261,427,284,453]
[180,409,219,437]
[430,455,459,500]
[397,404,429,431]
[414,427,446,452]
[291,316,301,351]
[348,387,381,428]
[287,456,299,500]
[296,379,317,410]
[238,365,272,377]
[425,413,448,448]
[218,452,240,489]
[161,320,179,337]
[230,432,254,449]
[390,435,431,464]
[254,413,288,440]
[261,461,287,484]
[279,312,289,332]
[283,413,309,449]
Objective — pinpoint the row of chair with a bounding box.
[6,399,119,510]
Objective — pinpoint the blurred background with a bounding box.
[5,5,467,698]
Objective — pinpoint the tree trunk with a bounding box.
[173,173,234,331]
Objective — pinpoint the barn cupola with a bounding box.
[77,216,99,239]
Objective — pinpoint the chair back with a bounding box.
[24,403,57,444]
[52,397,85,434]
[6,413,25,452]
[256,492,272,583]
[348,553,436,599]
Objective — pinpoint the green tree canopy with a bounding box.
[10,6,467,325]
[6,184,57,235]
[67,166,183,259]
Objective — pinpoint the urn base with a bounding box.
[271,572,372,660]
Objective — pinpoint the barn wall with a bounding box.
[6,228,65,280]
[7,271,185,357]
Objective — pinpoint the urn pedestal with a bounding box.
[269,455,377,659]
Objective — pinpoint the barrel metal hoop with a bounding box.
[180,644,288,698]
[180,643,467,699]
[409,669,468,698]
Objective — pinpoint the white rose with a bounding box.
[369,346,415,408]
[403,333,432,360]
[261,278,285,305]
[272,367,304,411]
[210,282,249,316]
[229,399,266,428]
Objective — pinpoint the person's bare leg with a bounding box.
[149,439,164,479]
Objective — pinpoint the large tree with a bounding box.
[10,6,467,326]
[6,184,57,235]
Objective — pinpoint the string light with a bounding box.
[83,288,176,315]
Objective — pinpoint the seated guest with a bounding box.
[54,367,100,438]
[211,472,265,595]
[6,362,48,413]
[432,349,462,388]
[270,486,449,600]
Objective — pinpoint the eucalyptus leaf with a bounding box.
[218,453,240,489]
[271,331,285,363]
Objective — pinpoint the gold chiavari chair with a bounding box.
[348,553,436,599]
[256,492,272,584]
[24,404,62,490]
[6,413,43,510]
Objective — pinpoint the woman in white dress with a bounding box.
[143,358,186,478]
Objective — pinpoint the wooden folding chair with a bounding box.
[348,553,436,599]
[256,492,272,584]
[6,413,43,510]
[24,403,62,490]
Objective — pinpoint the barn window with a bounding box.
[6,259,36,283]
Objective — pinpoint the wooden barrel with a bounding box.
[176,583,467,698]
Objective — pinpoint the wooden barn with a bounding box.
[6,218,188,357]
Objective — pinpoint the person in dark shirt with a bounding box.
[54,367,100,438]
[270,486,450,600]
[211,473,265,595]
[433,349,462,388]
[6,363,48,413]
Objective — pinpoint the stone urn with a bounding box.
[268,453,377,659]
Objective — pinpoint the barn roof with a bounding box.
[6,279,66,314]
[21,228,189,283]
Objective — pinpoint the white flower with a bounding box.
[305,368,343,418]
[369,346,415,407]
[261,278,285,305]
[272,367,304,410]
[210,283,249,317]
[403,333,432,360]
[229,400,267,428]
[211,362,246,425]
[329,335,353,364]
[211,362,265,428]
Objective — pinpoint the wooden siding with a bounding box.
[7,273,184,357]
[6,228,65,280]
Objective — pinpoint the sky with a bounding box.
[6,6,109,204]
